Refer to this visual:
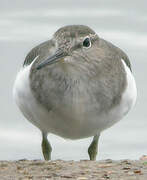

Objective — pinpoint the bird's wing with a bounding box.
[23,40,55,67]
[26,40,55,113]
[120,53,132,72]
[114,45,132,72]
[99,38,132,71]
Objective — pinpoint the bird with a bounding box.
[13,25,137,161]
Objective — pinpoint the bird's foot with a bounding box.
[41,132,52,160]
[88,134,100,161]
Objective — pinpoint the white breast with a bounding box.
[120,59,137,115]
[13,61,51,131]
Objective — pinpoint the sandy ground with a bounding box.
[0,156,147,180]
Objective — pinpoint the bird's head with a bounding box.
[37,25,99,70]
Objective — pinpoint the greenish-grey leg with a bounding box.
[88,133,100,161]
[41,132,52,160]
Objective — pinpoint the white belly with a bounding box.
[13,60,137,139]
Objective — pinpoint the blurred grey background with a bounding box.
[0,0,147,160]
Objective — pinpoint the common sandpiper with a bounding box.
[13,25,137,160]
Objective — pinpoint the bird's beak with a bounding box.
[36,49,66,70]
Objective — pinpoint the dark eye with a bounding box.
[83,37,91,48]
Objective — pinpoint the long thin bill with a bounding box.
[36,50,65,70]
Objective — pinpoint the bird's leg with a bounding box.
[88,133,100,161]
[41,132,52,160]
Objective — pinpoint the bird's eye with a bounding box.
[83,37,91,48]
